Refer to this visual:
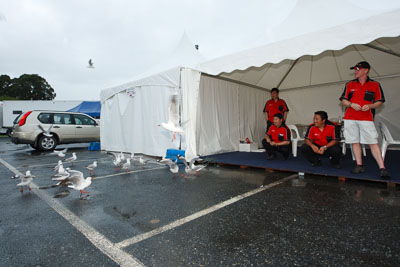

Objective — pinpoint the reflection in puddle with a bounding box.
[291,178,307,187]
[353,189,400,206]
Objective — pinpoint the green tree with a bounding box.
[0,74,56,100]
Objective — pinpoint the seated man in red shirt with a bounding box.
[300,111,341,168]
[262,113,291,160]
[263,88,289,131]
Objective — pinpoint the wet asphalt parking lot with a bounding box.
[1,137,400,267]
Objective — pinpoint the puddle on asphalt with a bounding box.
[351,188,400,206]
[103,205,137,220]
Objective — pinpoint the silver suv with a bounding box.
[11,110,100,151]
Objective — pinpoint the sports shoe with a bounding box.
[380,168,390,179]
[351,165,364,174]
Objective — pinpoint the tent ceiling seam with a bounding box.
[202,73,269,92]
[332,50,344,81]
[276,59,299,89]
[363,43,400,58]
[309,56,314,86]
[280,73,400,93]
[353,45,381,77]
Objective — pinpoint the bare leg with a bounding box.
[352,143,363,165]
[369,144,385,169]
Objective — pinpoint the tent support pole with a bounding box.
[276,59,299,89]
[363,44,400,58]
[201,73,270,92]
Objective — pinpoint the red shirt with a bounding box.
[340,77,385,121]
[267,124,291,143]
[305,121,340,146]
[263,98,289,122]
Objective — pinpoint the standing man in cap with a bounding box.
[263,88,289,132]
[340,61,389,178]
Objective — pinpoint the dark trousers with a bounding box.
[262,139,290,159]
[300,143,341,165]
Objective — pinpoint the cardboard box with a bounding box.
[239,143,258,152]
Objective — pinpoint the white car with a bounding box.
[11,110,100,151]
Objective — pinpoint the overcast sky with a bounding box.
[1,0,400,100]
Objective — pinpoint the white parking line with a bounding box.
[0,157,145,267]
[115,174,297,249]
[94,166,167,180]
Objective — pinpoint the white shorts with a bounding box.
[343,119,378,144]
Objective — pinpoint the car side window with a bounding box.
[53,113,73,125]
[38,113,51,124]
[74,114,96,125]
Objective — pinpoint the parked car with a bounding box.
[11,110,100,151]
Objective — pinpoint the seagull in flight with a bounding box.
[88,59,94,68]
[178,155,207,177]
[158,158,179,177]
[159,92,184,142]
[38,124,53,137]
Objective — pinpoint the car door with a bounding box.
[52,113,76,142]
[73,114,100,142]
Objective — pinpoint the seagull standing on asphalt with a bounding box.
[54,160,63,172]
[178,155,207,178]
[122,158,131,171]
[159,92,184,142]
[85,161,97,176]
[139,156,149,168]
[38,124,53,137]
[17,170,35,193]
[57,170,93,200]
[64,152,77,166]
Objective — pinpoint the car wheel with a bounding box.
[6,128,12,137]
[38,135,57,151]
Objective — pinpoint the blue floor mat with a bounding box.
[206,149,400,183]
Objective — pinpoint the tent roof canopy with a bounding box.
[198,8,400,91]
[67,101,101,118]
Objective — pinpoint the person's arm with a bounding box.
[264,112,269,122]
[276,140,290,146]
[318,140,339,154]
[266,134,271,143]
[361,101,383,111]
[305,138,320,154]
[283,111,288,122]
[341,99,361,111]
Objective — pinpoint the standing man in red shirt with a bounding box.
[263,88,289,131]
[301,111,341,168]
[340,61,389,178]
[262,113,291,160]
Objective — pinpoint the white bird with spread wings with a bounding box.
[159,92,184,142]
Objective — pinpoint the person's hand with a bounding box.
[361,104,370,111]
[270,141,276,146]
[350,103,362,111]
[318,147,325,155]
[311,145,319,154]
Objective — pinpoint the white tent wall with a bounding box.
[196,75,268,156]
[100,67,183,155]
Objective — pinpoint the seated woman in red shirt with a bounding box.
[300,111,341,168]
[262,113,291,160]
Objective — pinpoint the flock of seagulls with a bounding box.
[14,91,210,199]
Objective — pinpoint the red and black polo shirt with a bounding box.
[267,124,291,143]
[263,98,289,122]
[305,121,340,147]
[340,77,385,121]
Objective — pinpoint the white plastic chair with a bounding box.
[378,122,400,160]
[341,140,367,160]
[287,124,304,157]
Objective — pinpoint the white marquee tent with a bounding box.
[100,8,400,160]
